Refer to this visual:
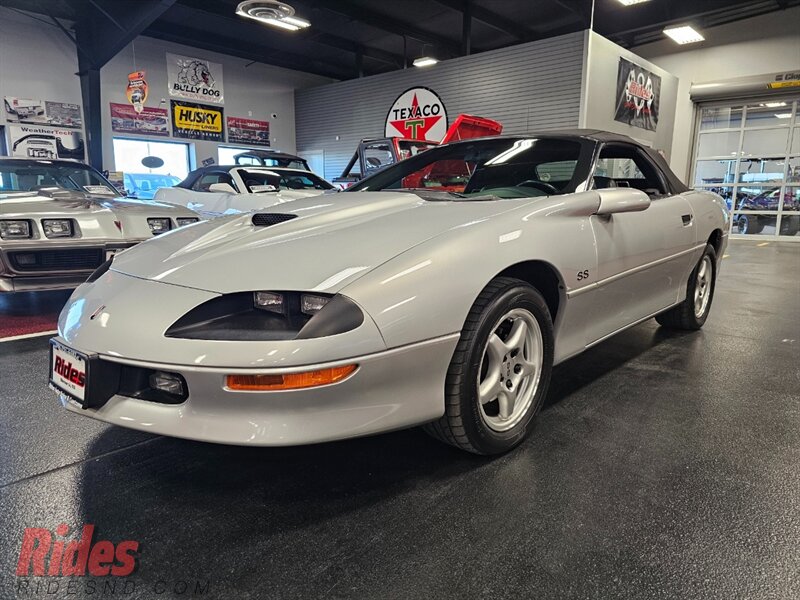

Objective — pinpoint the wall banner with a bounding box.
[4,97,82,129]
[167,53,224,104]
[110,103,169,137]
[614,58,661,132]
[171,100,224,142]
[7,124,85,160]
[126,70,148,113]
[384,87,447,142]
[227,117,270,146]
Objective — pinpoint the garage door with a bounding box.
[691,98,800,239]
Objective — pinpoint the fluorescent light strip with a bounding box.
[617,0,650,5]
[413,57,438,67]
[774,113,792,119]
[663,25,705,44]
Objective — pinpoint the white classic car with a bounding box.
[51,131,728,455]
[153,165,335,218]
[0,158,200,293]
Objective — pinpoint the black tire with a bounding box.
[779,215,800,236]
[656,244,717,330]
[423,277,554,455]
[737,215,763,234]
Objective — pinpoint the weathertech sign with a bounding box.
[171,100,224,142]
[385,87,447,141]
[614,58,661,132]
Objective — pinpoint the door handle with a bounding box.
[681,214,693,226]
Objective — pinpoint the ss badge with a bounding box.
[577,270,589,281]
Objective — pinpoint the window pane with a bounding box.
[781,185,800,212]
[694,159,736,185]
[792,127,800,155]
[778,212,800,236]
[745,104,792,128]
[736,185,782,211]
[218,146,253,164]
[732,213,781,236]
[736,157,786,184]
[741,128,789,157]
[112,138,190,199]
[697,131,740,158]
[700,106,743,130]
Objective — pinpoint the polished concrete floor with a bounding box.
[1,240,798,599]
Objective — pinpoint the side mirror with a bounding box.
[595,188,650,215]
[208,183,236,194]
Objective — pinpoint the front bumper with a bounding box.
[56,334,458,446]
[0,241,138,292]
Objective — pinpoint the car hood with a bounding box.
[0,190,187,217]
[110,191,520,294]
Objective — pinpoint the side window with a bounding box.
[594,145,668,198]
[192,172,238,192]
[363,143,394,173]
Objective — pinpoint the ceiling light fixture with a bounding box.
[761,102,787,108]
[774,113,792,119]
[236,0,310,31]
[617,0,651,6]
[663,25,705,44]
[413,56,438,68]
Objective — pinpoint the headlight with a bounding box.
[147,218,172,234]
[0,219,32,239]
[166,292,363,341]
[42,219,73,238]
[176,217,200,227]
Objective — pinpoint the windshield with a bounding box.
[0,160,121,197]
[238,169,333,193]
[348,137,587,199]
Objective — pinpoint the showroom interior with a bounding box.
[0,0,798,598]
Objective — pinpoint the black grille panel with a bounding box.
[251,213,297,227]
[8,248,104,272]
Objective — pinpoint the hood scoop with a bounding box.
[33,188,92,201]
[252,213,297,227]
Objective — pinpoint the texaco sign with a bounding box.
[384,87,448,141]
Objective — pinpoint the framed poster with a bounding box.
[171,100,224,142]
[110,103,169,137]
[4,97,82,128]
[614,58,661,132]
[7,124,85,160]
[227,117,270,146]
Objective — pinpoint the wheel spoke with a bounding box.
[478,370,502,405]
[519,358,537,376]
[497,389,514,420]
[487,333,506,364]
[504,318,528,353]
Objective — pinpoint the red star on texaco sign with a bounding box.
[388,93,442,139]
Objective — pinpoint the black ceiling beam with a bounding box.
[548,0,593,28]
[144,22,350,80]
[174,0,402,69]
[307,0,464,57]
[76,0,177,70]
[432,0,537,41]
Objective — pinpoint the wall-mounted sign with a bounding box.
[167,53,224,104]
[171,100,224,142]
[110,103,169,137]
[4,97,82,129]
[614,58,661,132]
[384,87,447,142]
[7,124,85,160]
[227,116,270,146]
[126,70,148,113]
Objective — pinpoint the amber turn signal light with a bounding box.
[226,364,357,391]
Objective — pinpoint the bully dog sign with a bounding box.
[167,53,224,104]
[614,58,661,132]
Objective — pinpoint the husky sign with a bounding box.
[171,100,224,142]
[614,58,661,132]
[167,53,224,104]
[385,87,447,142]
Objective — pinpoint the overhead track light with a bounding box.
[236,0,310,31]
[617,0,651,5]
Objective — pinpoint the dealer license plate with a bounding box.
[50,341,88,403]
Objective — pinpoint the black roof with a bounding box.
[233,149,305,161]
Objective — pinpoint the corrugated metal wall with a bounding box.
[295,31,586,180]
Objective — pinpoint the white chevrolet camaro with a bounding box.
[50,131,728,455]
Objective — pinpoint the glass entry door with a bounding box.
[691,98,800,238]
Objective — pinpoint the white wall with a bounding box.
[101,38,331,170]
[0,7,331,169]
[0,7,85,152]
[633,6,800,180]
[582,31,679,158]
